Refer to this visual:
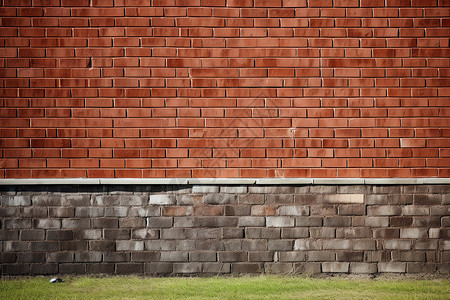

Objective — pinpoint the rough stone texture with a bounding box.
[0,184,448,276]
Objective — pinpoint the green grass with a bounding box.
[1,275,449,299]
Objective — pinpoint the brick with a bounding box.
[322,262,349,273]
[248,251,274,262]
[384,240,411,250]
[378,262,406,273]
[266,216,294,227]
[400,228,428,239]
[277,205,309,216]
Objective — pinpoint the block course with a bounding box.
[1,184,448,276]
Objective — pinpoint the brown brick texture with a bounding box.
[0,1,449,178]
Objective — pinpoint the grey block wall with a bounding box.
[0,184,449,276]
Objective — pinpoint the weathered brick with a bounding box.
[149,194,176,205]
[366,194,389,205]
[147,217,173,228]
[75,207,104,218]
[350,262,377,274]
[238,194,265,204]
[242,239,267,251]
[238,216,265,227]
[392,251,425,262]
[372,186,401,194]
[413,194,441,205]
[144,262,173,275]
[105,207,128,217]
[249,186,295,194]
[294,239,322,251]
[337,251,363,262]
[280,251,306,262]
[251,205,278,216]
[132,228,159,239]
[49,207,75,218]
[400,228,428,239]
[104,229,130,240]
[265,263,294,274]
[89,240,115,251]
[378,262,406,273]
[390,216,413,227]
[268,240,293,251]
[225,205,250,216]
[367,205,401,216]
[373,228,399,239]
[160,251,188,262]
[219,251,247,262]
[248,251,274,262]
[407,263,437,274]
[5,219,32,229]
[413,216,440,228]
[384,240,411,250]
[131,251,160,262]
[323,194,364,204]
[322,239,352,250]
[231,263,264,274]
[295,217,322,227]
[266,216,294,227]
[265,194,294,204]
[365,217,389,227]
[277,205,309,216]
[323,216,352,227]
[203,194,236,205]
[338,204,365,215]
[202,262,231,274]
[189,251,216,262]
[353,239,376,251]
[2,195,31,206]
[116,263,144,274]
[74,252,102,262]
[116,240,144,251]
[322,262,349,273]
[74,229,102,240]
[308,251,335,262]
[402,205,429,216]
[310,228,335,239]
[281,228,309,239]
[222,228,244,239]
[129,206,161,217]
[336,227,371,238]
[20,230,45,241]
[245,228,280,239]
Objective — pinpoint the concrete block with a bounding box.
[104,229,130,240]
[103,252,130,262]
[202,263,231,274]
[30,264,58,275]
[323,194,364,204]
[310,228,335,239]
[414,194,441,205]
[131,252,160,262]
[219,251,247,262]
[89,240,115,251]
[277,205,309,216]
[225,205,250,216]
[266,216,294,227]
[20,230,45,241]
[147,217,173,228]
[365,217,389,227]
[74,252,102,262]
[322,262,349,273]
[265,194,294,204]
[265,263,294,274]
[59,263,85,274]
[268,240,293,251]
[413,216,440,228]
[371,185,401,194]
[2,195,31,206]
[378,262,406,273]
[248,251,274,262]
[238,216,265,227]
[336,251,363,262]
[104,207,128,217]
[384,240,411,250]
[119,195,147,206]
[338,204,365,216]
[407,263,437,274]
[86,263,115,274]
[2,264,30,275]
[49,207,75,218]
[308,251,335,262]
[116,241,144,251]
[281,228,309,239]
[295,217,322,227]
[222,228,244,239]
[238,194,264,204]
[294,239,322,251]
[4,241,30,252]
[145,262,173,275]
[353,239,376,251]
[293,262,321,274]
[350,263,377,274]
[231,263,263,274]
[324,216,352,227]
[32,195,62,206]
[189,251,217,262]
[322,239,351,250]
[192,185,220,193]
[220,186,248,194]
[280,251,306,262]
[129,207,160,217]
[119,218,146,228]
[47,252,73,263]
[400,228,428,239]
[365,194,389,205]
[392,251,425,262]
[149,195,176,205]
[373,228,400,239]
[203,193,236,205]
[93,195,119,206]
[402,205,429,216]
[336,228,372,238]
[18,252,45,263]
[367,205,401,216]
[242,239,267,251]
[249,186,295,194]
[173,263,202,274]
[61,241,88,251]
[31,241,59,252]
[116,263,144,274]
[160,251,188,262]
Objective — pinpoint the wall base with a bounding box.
[1,184,449,276]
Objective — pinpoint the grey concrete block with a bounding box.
[131,252,160,262]
[248,251,274,262]
[202,262,231,274]
[47,252,73,263]
[265,263,294,274]
[49,207,75,218]
[30,263,58,275]
[293,262,321,274]
[86,263,115,274]
[219,251,247,262]
[268,240,293,251]
[144,262,173,275]
[149,194,176,205]
[266,216,294,227]
[392,251,425,262]
[75,252,102,262]
[116,263,144,274]
[294,239,322,251]
[116,241,144,251]
[350,263,377,274]
[378,262,406,273]
[322,262,349,273]
[160,251,188,262]
[400,228,428,239]
[220,186,248,194]
[231,263,264,274]
[280,251,306,262]
[189,251,217,262]
[278,205,309,216]
[173,262,202,273]
[308,251,335,262]
[129,207,161,217]
[32,195,62,206]
[20,230,45,241]
[2,195,31,206]
[103,252,130,262]
[18,252,45,263]
[59,263,86,274]
[192,185,220,193]
[238,216,265,227]
[203,194,236,205]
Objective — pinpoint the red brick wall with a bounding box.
[0,0,449,179]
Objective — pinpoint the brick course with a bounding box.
[1,184,448,276]
[0,2,449,178]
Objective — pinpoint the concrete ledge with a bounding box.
[0,178,449,185]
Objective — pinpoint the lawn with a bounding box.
[1,275,449,299]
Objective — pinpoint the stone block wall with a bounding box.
[1,183,448,276]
